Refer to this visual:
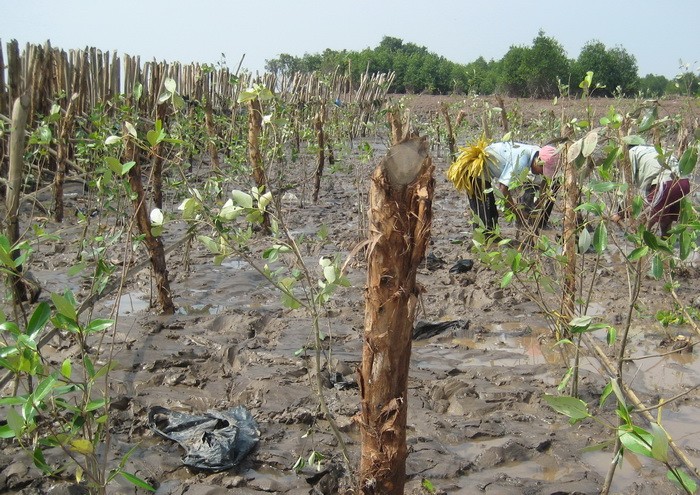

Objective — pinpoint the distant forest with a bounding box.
[265,31,699,98]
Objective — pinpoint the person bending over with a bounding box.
[611,144,690,237]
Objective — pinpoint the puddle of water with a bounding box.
[221,259,247,269]
[177,303,225,316]
[104,292,151,315]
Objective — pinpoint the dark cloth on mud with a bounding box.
[148,405,260,471]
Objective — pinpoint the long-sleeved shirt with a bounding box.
[484,142,540,188]
[629,145,680,194]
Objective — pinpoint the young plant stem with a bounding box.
[601,257,642,495]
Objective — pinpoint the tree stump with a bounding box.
[359,136,434,494]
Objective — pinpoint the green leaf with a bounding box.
[622,135,645,146]
[197,235,220,254]
[237,89,258,103]
[32,447,53,475]
[32,375,57,404]
[125,122,138,138]
[606,326,617,346]
[510,252,522,272]
[588,181,618,193]
[650,423,669,462]
[678,145,698,176]
[67,262,87,277]
[627,246,649,261]
[557,367,573,392]
[542,394,591,424]
[650,253,663,280]
[164,78,177,93]
[121,161,136,176]
[105,156,123,175]
[667,468,698,493]
[231,190,253,208]
[51,293,77,322]
[642,229,659,250]
[500,271,514,288]
[600,381,613,407]
[578,227,592,254]
[638,107,658,132]
[610,379,627,408]
[631,195,644,217]
[83,355,95,378]
[582,130,598,157]
[85,399,107,412]
[61,358,71,379]
[146,128,165,148]
[580,71,594,90]
[178,197,198,220]
[0,424,15,439]
[219,200,244,221]
[7,408,24,436]
[323,265,336,284]
[172,93,186,110]
[26,302,51,340]
[679,231,692,260]
[281,293,301,310]
[84,319,114,334]
[133,82,143,101]
[619,425,653,457]
[119,471,156,492]
[592,222,608,254]
[421,478,436,494]
[575,202,604,215]
[569,316,592,332]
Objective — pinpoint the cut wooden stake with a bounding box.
[312,105,326,203]
[359,136,434,495]
[54,93,78,222]
[440,102,455,159]
[5,94,32,303]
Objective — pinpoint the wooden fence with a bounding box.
[0,39,395,124]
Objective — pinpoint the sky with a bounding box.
[2,0,698,80]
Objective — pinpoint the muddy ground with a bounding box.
[1,95,699,494]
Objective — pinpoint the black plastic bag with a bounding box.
[412,319,469,340]
[148,405,260,471]
[449,259,474,273]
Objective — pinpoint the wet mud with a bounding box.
[1,96,698,495]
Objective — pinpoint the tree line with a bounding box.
[265,31,699,98]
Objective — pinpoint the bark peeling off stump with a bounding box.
[360,136,434,495]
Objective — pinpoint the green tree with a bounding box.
[666,71,700,96]
[498,45,529,96]
[638,73,669,97]
[574,40,638,96]
[464,56,497,95]
[523,30,571,97]
[497,31,569,97]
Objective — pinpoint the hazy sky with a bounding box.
[2,0,698,79]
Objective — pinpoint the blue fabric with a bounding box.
[485,142,540,188]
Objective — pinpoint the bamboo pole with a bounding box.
[5,94,32,303]
[54,93,78,222]
[0,39,7,116]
